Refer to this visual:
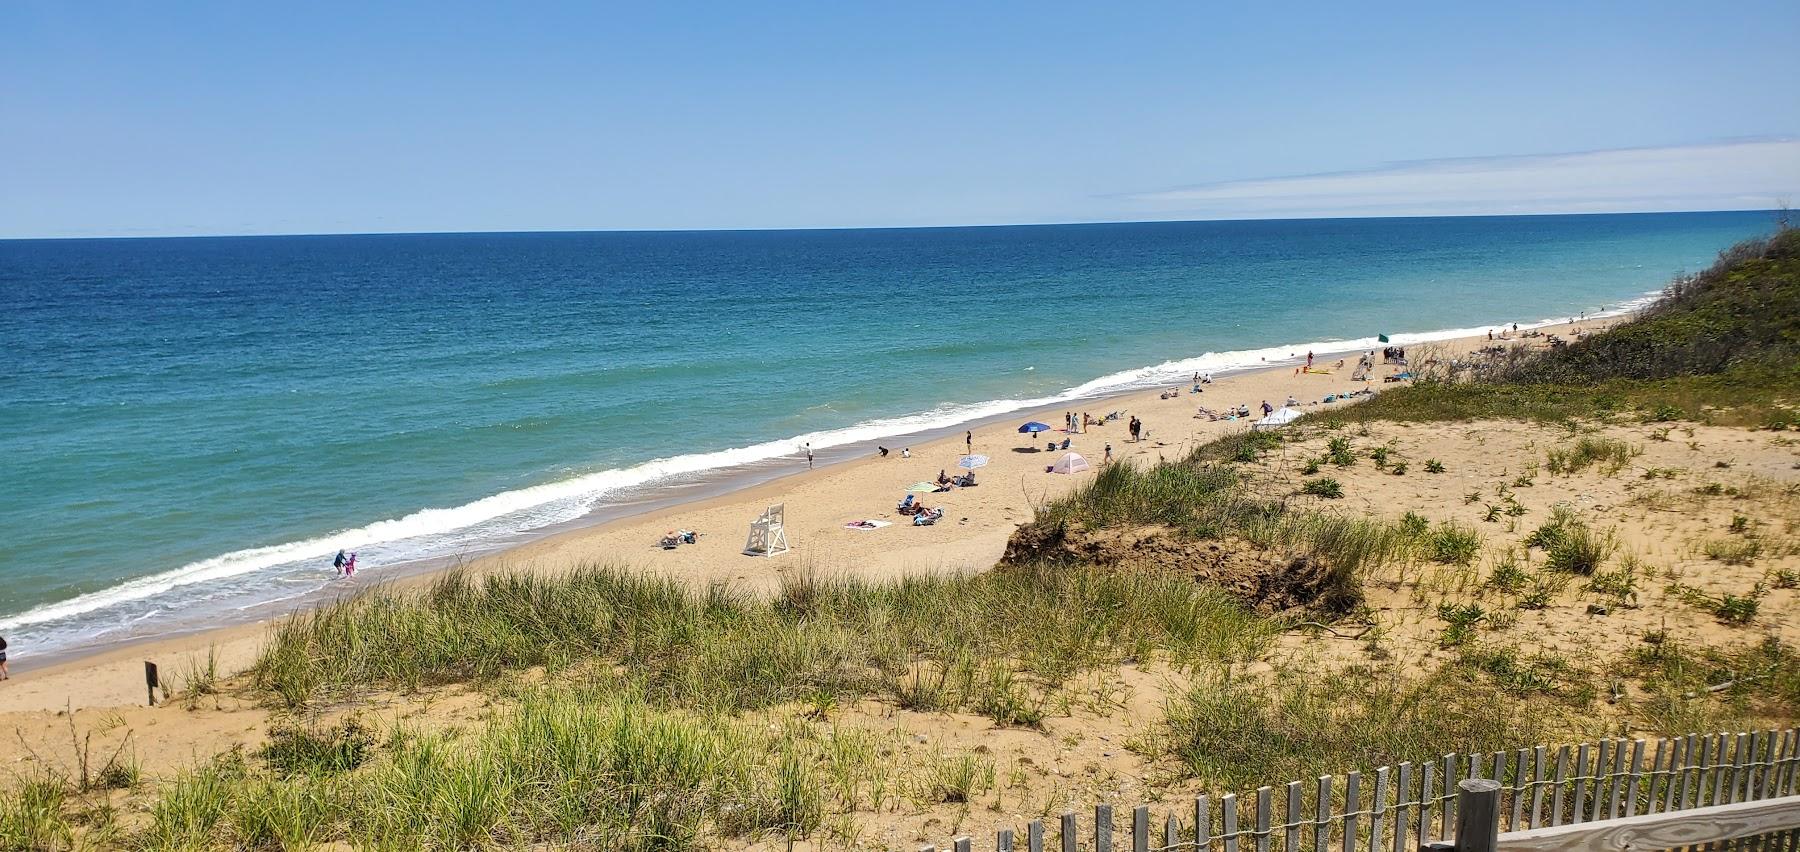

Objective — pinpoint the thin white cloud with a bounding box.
[1123,139,1800,218]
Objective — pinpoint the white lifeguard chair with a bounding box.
[743,503,790,557]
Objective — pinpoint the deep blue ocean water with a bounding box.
[0,212,1782,661]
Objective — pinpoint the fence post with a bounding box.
[1451,779,1500,852]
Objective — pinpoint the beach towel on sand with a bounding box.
[844,519,893,530]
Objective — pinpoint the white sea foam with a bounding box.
[0,296,1660,639]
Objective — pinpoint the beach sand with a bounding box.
[0,319,1612,714]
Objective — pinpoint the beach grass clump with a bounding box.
[1158,661,1594,791]
[1300,477,1343,498]
[1033,457,1416,600]
[1626,636,1800,735]
[0,774,75,852]
[257,562,1273,712]
[1034,460,1242,532]
[1545,437,1640,476]
[1702,536,1762,565]
[258,717,377,777]
[1526,508,1614,575]
[142,756,243,851]
[1423,521,1482,566]
[124,685,867,850]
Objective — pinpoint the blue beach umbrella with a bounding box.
[957,454,989,470]
[1017,421,1051,434]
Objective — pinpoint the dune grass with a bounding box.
[258,561,1273,713]
[1031,456,1419,596]
[1158,659,1600,791]
[1332,227,1800,428]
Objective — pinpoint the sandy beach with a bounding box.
[0,319,1615,715]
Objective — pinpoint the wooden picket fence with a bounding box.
[915,728,1800,852]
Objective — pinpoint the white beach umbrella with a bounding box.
[956,454,990,470]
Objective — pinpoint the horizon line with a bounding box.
[1,204,1786,243]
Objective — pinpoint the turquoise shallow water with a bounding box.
[0,212,1782,661]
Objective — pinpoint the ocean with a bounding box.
[0,212,1782,664]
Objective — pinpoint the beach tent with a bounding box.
[1252,407,1303,431]
[1049,452,1090,474]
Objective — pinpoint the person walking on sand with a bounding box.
[1104,443,1113,464]
[1306,350,1314,369]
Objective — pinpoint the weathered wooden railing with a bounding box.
[915,728,1800,852]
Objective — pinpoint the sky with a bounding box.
[2,1,1797,238]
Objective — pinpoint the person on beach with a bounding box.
[332,549,347,575]
[965,430,972,453]
[901,448,911,458]
[878,446,889,458]
[804,443,814,469]
[1261,400,1273,416]
[344,552,358,577]
[1306,350,1314,368]
[0,635,8,681]
[1103,443,1113,464]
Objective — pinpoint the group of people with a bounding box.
[331,549,359,577]
[1127,415,1145,442]
[935,468,977,488]
[875,446,912,458]
[895,494,945,525]
[1196,403,1254,421]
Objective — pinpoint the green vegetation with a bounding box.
[1545,437,1640,476]
[1702,537,1762,565]
[1160,660,1598,790]
[1331,226,1800,427]
[258,717,377,777]
[1627,636,1800,735]
[1525,508,1614,575]
[9,226,1799,851]
[1301,477,1344,498]
[1033,460,1419,610]
[259,563,1271,712]
[1421,522,1482,566]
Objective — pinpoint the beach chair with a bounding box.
[743,504,790,557]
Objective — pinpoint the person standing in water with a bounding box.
[344,552,358,578]
[804,443,814,469]
[0,635,9,681]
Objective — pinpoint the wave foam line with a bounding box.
[0,296,1657,635]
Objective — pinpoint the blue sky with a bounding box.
[2,1,1796,237]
